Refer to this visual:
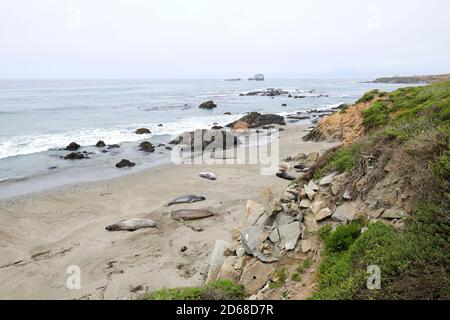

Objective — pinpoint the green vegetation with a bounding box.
[356,89,380,104]
[312,81,450,300]
[269,267,288,289]
[363,101,389,129]
[143,280,246,300]
[314,143,363,178]
[318,224,332,240]
[313,198,450,300]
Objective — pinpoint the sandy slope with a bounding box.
[0,125,338,300]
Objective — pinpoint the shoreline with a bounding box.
[0,124,339,299]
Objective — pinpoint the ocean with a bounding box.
[0,79,413,198]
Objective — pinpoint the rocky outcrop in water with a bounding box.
[138,141,155,152]
[199,101,217,109]
[135,128,151,134]
[65,142,80,151]
[115,159,135,168]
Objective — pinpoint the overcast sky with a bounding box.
[1,0,449,79]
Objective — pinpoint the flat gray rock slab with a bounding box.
[278,221,301,251]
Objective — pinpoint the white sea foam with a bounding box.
[0,114,243,159]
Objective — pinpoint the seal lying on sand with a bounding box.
[276,171,296,181]
[199,172,217,180]
[105,219,158,231]
[165,194,206,207]
[171,209,214,221]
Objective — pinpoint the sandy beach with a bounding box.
[0,125,338,300]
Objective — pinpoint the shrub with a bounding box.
[363,101,389,129]
[143,280,246,300]
[324,222,362,254]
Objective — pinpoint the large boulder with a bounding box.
[239,259,274,295]
[138,141,155,153]
[115,159,135,168]
[226,112,286,128]
[65,142,80,151]
[64,152,84,160]
[135,128,151,134]
[206,240,229,283]
[96,140,106,147]
[199,100,217,109]
[169,129,240,151]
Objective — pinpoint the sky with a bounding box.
[0,0,449,79]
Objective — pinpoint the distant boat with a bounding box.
[248,74,264,81]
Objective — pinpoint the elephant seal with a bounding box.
[165,194,206,207]
[171,209,214,221]
[105,219,158,232]
[276,171,296,181]
[199,172,217,181]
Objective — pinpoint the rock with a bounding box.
[226,112,286,129]
[302,214,319,238]
[199,100,217,109]
[244,200,270,227]
[299,199,311,209]
[381,208,409,219]
[278,222,301,251]
[206,240,229,283]
[180,246,187,252]
[217,256,241,283]
[211,125,223,130]
[281,190,296,203]
[107,144,120,149]
[138,141,155,152]
[282,103,287,107]
[239,260,274,295]
[169,129,240,151]
[273,213,296,228]
[319,172,337,186]
[330,172,349,195]
[115,159,136,168]
[299,187,307,199]
[232,121,249,133]
[310,200,327,215]
[135,128,151,134]
[315,208,332,221]
[332,202,359,222]
[281,203,290,213]
[301,239,312,253]
[236,245,246,258]
[165,146,172,151]
[224,112,232,115]
[240,226,263,256]
[65,142,80,151]
[343,190,352,200]
[64,152,84,160]
[290,202,300,213]
[96,140,106,147]
[158,124,163,127]
[304,180,318,200]
[269,228,280,243]
[279,162,290,172]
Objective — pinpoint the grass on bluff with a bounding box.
[142,279,246,300]
[312,80,450,300]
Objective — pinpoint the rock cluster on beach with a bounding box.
[226,112,286,129]
[169,129,241,151]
